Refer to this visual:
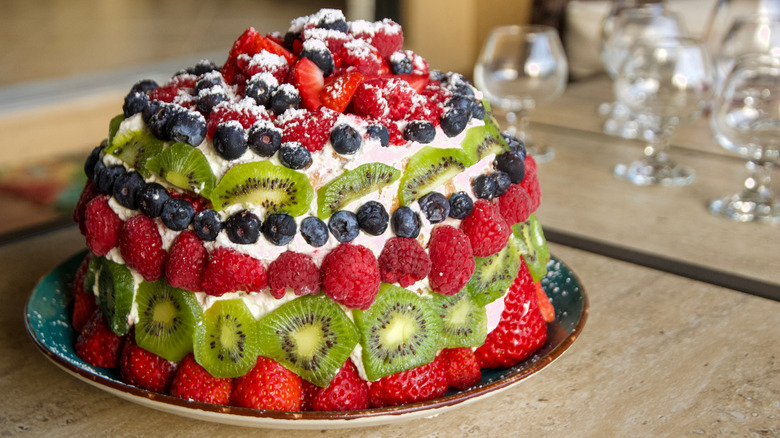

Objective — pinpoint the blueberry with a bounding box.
[137,182,170,218]
[130,79,159,94]
[494,151,526,184]
[328,210,360,243]
[501,133,527,162]
[356,201,389,235]
[446,95,475,113]
[142,100,163,125]
[148,104,180,141]
[123,91,149,118]
[440,107,470,137]
[192,209,223,241]
[279,142,311,169]
[300,216,329,247]
[194,72,223,93]
[213,121,248,160]
[493,171,512,197]
[161,197,195,231]
[391,206,421,238]
[283,31,300,52]
[186,59,219,76]
[245,76,277,107]
[330,124,361,154]
[404,121,436,144]
[472,174,498,200]
[430,69,446,82]
[367,124,390,147]
[84,145,103,180]
[95,164,126,195]
[262,213,297,245]
[301,42,334,77]
[448,192,474,219]
[225,210,261,244]
[247,124,282,157]
[196,92,227,115]
[112,171,145,209]
[389,52,413,75]
[270,85,300,115]
[316,17,348,33]
[446,73,475,97]
[471,100,486,119]
[168,110,207,146]
[418,192,450,224]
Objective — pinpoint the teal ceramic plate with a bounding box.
[25,251,588,430]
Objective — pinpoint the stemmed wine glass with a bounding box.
[474,25,568,163]
[711,14,780,89]
[613,37,714,186]
[709,54,780,223]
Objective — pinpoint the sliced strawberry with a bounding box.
[535,281,556,323]
[148,85,179,103]
[396,73,429,93]
[289,57,324,111]
[320,72,365,113]
[265,32,284,46]
[223,28,297,85]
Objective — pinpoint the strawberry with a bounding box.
[335,39,391,76]
[535,281,556,323]
[475,261,547,369]
[438,348,481,390]
[148,85,180,103]
[368,359,448,408]
[71,254,97,333]
[241,51,291,84]
[222,28,297,85]
[84,195,124,257]
[201,247,267,296]
[289,57,324,111]
[460,199,511,257]
[302,360,368,411]
[118,215,166,282]
[301,27,353,54]
[165,230,208,292]
[230,356,302,411]
[120,334,177,393]
[170,354,234,405]
[75,309,125,368]
[73,180,99,235]
[320,72,365,113]
[277,107,339,152]
[396,73,428,93]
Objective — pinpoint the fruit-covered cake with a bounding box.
[70,8,554,411]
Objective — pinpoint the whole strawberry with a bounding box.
[119,214,166,282]
[230,356,302,411]
[201,247,267,296]
[460,199,511,257]
[84,195,124,257]
[368,360,448,408]
[75,309,125,368]
[302,360,368,411]
[170,354,234,405]
[438,348,481,390]
[165,230,208,292]
[475,261,547,369]
[320,243,380,309]
[428,225,475,295]
[120,335,177,393]
[71,254,97,333]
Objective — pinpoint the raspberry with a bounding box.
[427,225,476,295]
[206,100,266,138]
[460,199,511,257]
[377,237,431,287]
[201,247,267,296]
[170,354,234,405]
[71,254,97,333]
[520,155,542,211]
[149,85,180,103]
[169,191,212,214]
[267,251,320,298]
[406,94,443,125]
[353,78,415,121]
[120,334,176,393]
[165,230,208,292]
[320,243,380,309]
[438,347,481,390]
[240,51,291,84]
[301,27,353,54]
[334,39,390,76]
[119,215,166,282]
[497,184,532,226]
[351,18,403,58]
[73,180,99,235]
[420,80,451,106]
[277,107,339,152]
[302,360,369,411]
[368,359,447,408]
[84,195,124,257]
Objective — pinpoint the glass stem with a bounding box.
[644,118,676,165]
[505,109,530,143]
[743,157,776,204]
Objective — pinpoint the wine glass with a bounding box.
[709,54,780,223]
[704,0,780,55]
[613,37,714,186]
[711,14,780,89]
[474,25,568,163]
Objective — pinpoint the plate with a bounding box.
[25,251,588,430]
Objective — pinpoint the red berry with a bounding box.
[165,230,208,292]
[396,73,429,93]
[289,57,324,111]
[84,195,124,257]
[222,28,296,85]
[277,107,339,152]
[377,237,431,288]
[351,18,404,59]
[427,225,476,295]
[267,251,320,298]
[353,77,415,121]
[149,85,180,103]
[75,309,125,368]
[320,72,365,113]
[170,354,234,405]
[206,100,265,138]
[520,156,542,211]
[535,281,556,323]
[498,184,533,226]
[475,261,547,369]
[438,348,481,390]
[241,51,292,84]
[321,243,380,309]
[420,80,452,106]
[406,95,443,125]
[301,27,353,54]
[71,254,97,333]
[73,180,99,235]
[119,215,166,282]
[460,199,511,257]
[120,335,177,393]
[303,360,369,411]
[368,360,448,408]
[230,356,302,411]
[335,39,390,76]
[169,191,211,214]
[201,247,267,296]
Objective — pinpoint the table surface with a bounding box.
[1,75,779,436]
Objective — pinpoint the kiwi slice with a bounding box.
[193,299,260,378]
[461,118,508,164]
[145,142,216,197]
[135,281,202,362]
[353,283,442,381]
[209,161,314,216]
[108,114,124,145]
[97,259,135,336]
[511,214,551,282]
[466,238,522,306]
[84,254,102,295]
[317,162,401,219]
[432,288,487,348]
[257,294,359,387]
[397,146,473,206]
[104,127,164,178]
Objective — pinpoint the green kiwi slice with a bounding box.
[108,114,124,145]
[135,281,202,362]
[431,288,487,348]
[105,127,164,178]
[145,142,216,197]
[193,299,260,378]
[397,146,473,206]
[466,238,522,306]
[97,259,135,336]
[209,161,314,216]
[257,294,359,387]
[317,162,401,219]
[511,214,551,282]
[460,118,508,164]
[84,254,102,296]
[353,283,442,381]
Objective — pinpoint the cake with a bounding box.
[69,8,553,411]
